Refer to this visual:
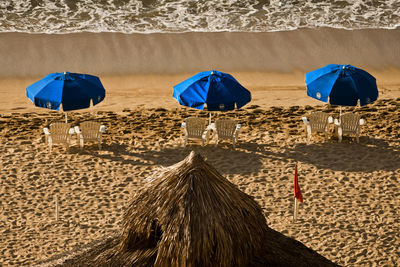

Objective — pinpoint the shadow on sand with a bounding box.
[281,137,400,172]
[84,142,265,175]
[75,133,399,174]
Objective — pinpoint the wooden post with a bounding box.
[55,195,59,221]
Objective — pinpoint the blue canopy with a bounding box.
[26,72,105,111]
[173,70,251,111]
[305,64,378,106]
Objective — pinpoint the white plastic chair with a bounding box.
[43,122,73,153]
[214,119,242,149]
[302,112,333,143]
[181,117,210,147]
[334,113,365,143]
[74,121,106,150]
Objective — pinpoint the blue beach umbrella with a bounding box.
[305,64,378,115]
[26,72,106,122]
[173,70,251,121]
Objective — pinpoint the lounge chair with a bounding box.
[43,122,73,153]
[334,113,365,143]
[181,117,210,147]
[74,121,106,150]
[301,112,333,143]
[214,119,241,149]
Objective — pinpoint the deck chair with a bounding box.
[214,119,242,149]
[302,112,333,143]
[43,122,72,153]
[181,117,210,147]
[334,113,365,143]
[74,121,106,150]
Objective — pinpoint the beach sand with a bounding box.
[1,29,400,266]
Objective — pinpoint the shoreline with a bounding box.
[3,25,400,35]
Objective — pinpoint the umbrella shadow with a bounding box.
[87,142,265,175]
[78,143,148,166]
[283,137,400,172]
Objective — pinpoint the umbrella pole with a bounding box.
[339,106,342,121]
[65,113,68,123]
[209,112,212,125]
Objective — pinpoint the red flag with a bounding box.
[294,163,303,202]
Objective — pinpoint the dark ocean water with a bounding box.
[0,0,399,33]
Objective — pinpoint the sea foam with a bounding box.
[0,0,399,34]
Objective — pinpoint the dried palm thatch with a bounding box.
[95,151,269,266]
[37,151,337,267]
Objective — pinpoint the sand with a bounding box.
[0,94,399,266]
[1,69,400,113]
[1,29,400,266]
[1,28,400,77]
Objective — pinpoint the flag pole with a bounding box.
[293,162,303,222]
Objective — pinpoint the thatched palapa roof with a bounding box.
[38,151,338,267]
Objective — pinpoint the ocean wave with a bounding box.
[0,0,399,33]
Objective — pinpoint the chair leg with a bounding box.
[356,135,359,144]
[184,136,188,148]
[306,126,311,144]
[338,127,343,143]
[80,136,84,151]
[48,138,52,153]
[232,137,236,150]
[235,132,239,145]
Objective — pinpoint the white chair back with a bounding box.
[185,117,207,138]
[50,122,70,143]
